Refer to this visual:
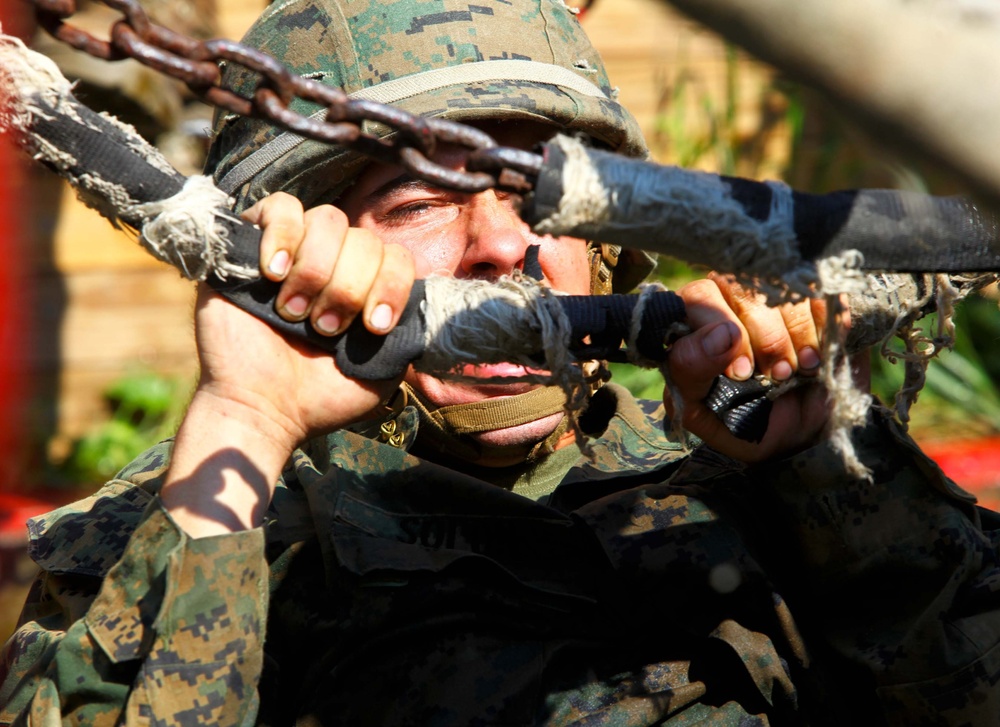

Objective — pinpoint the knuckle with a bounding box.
[265,218,303,242]
[784,314,816,339]
[289,263,331,293]
[262,191,302,217]
[751,328,790,358]
[380,287,412,317]
[379,248,416,293]
[347,226,384,252]
[680,277,722,304]
[272,191,300,206]
[385,242,414,266]
[377,274,411,302]
[306,204,348,227]
[327,282,367,312]
[727,285,764,310]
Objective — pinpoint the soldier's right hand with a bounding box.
[160,192,415,538]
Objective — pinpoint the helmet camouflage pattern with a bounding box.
[206,0,655,291]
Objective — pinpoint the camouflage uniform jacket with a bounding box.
[2,384,1000,726]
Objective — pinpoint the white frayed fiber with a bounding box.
[0,32,175,176]
[130,176,257,281]
[420,271,591,454]
[822,337,874,481]
[817,249,869,296]
[421,274,591,448]
[628,281,687,368]
[533,135,614,233]
[421,274,575,381]
[0,29,248,283]
[0,32,75,140]
[535,137,817,299]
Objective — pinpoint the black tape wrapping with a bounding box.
[704,377,772,444]
[558,291,685,362]
[525,142,1000,273]
[26,96,427,380]
[27,91,773,438]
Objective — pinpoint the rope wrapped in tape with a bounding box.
[0,38,687,384]
[5,34,994,447]
[525,136,1000,291]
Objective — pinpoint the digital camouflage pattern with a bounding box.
[205,0,655,293]
[208,0,647,210]
[2,384,999,725]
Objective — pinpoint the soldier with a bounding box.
[3,1,999,724]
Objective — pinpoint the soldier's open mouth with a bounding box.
[456,363,549,395]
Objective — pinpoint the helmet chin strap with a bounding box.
[403,382,573,464]
[588,241,620,296]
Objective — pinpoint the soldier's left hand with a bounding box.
[666,273,847,462]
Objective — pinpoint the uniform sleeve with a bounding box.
[0,502,268,727]
[749,408,1000,724]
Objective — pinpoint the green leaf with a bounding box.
[105,372,177,419]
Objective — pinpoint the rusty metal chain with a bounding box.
[28,0,545,193]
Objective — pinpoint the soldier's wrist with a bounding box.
[161,390,297,537]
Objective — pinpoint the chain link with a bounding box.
[28,0,545,194]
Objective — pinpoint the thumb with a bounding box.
[669,321,744,401]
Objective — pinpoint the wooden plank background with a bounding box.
[24,0,779,460]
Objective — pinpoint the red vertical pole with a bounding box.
[0,1,34,496]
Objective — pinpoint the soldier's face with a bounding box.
[338,121,591,459]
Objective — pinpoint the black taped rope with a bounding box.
[526,140,1000,279]
[20,45,996,444]
[17,86,688,382]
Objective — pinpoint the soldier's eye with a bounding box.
[380,199,460,228]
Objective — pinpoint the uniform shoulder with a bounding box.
[26,439,175,578]
[582,383,689,475]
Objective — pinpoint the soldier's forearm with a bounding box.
[161,389,296,537]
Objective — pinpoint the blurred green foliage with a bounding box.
[56,370,188,485]
[870,296,1000,440]
[616,42,1000,441]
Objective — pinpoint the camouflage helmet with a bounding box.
[206,0,655,291]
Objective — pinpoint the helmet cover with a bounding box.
[206,0,655,290]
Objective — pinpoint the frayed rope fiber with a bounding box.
[0,32,255,282]
[130,176,257,281]
[7,28,995,473]
[420,274,587,410]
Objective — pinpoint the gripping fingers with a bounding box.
[364,243,416,333]
[246,197,415,338]
[709,272,821,382]
[665,320,745,434]
[680,278,754,381]
[242,192,312,282]
[309,229,416,337]
[779,297,826,376]
[276,205,349,324]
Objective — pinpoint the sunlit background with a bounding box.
[3,0,1000,638]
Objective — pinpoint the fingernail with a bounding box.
[703,322,738,356]
[315,311,341,335]
[732,356,754,380]
[772,359,793,381]
[799,346,821,371]
[369,303,393,332]
[282,294,309,318]
[268,249,291,277]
